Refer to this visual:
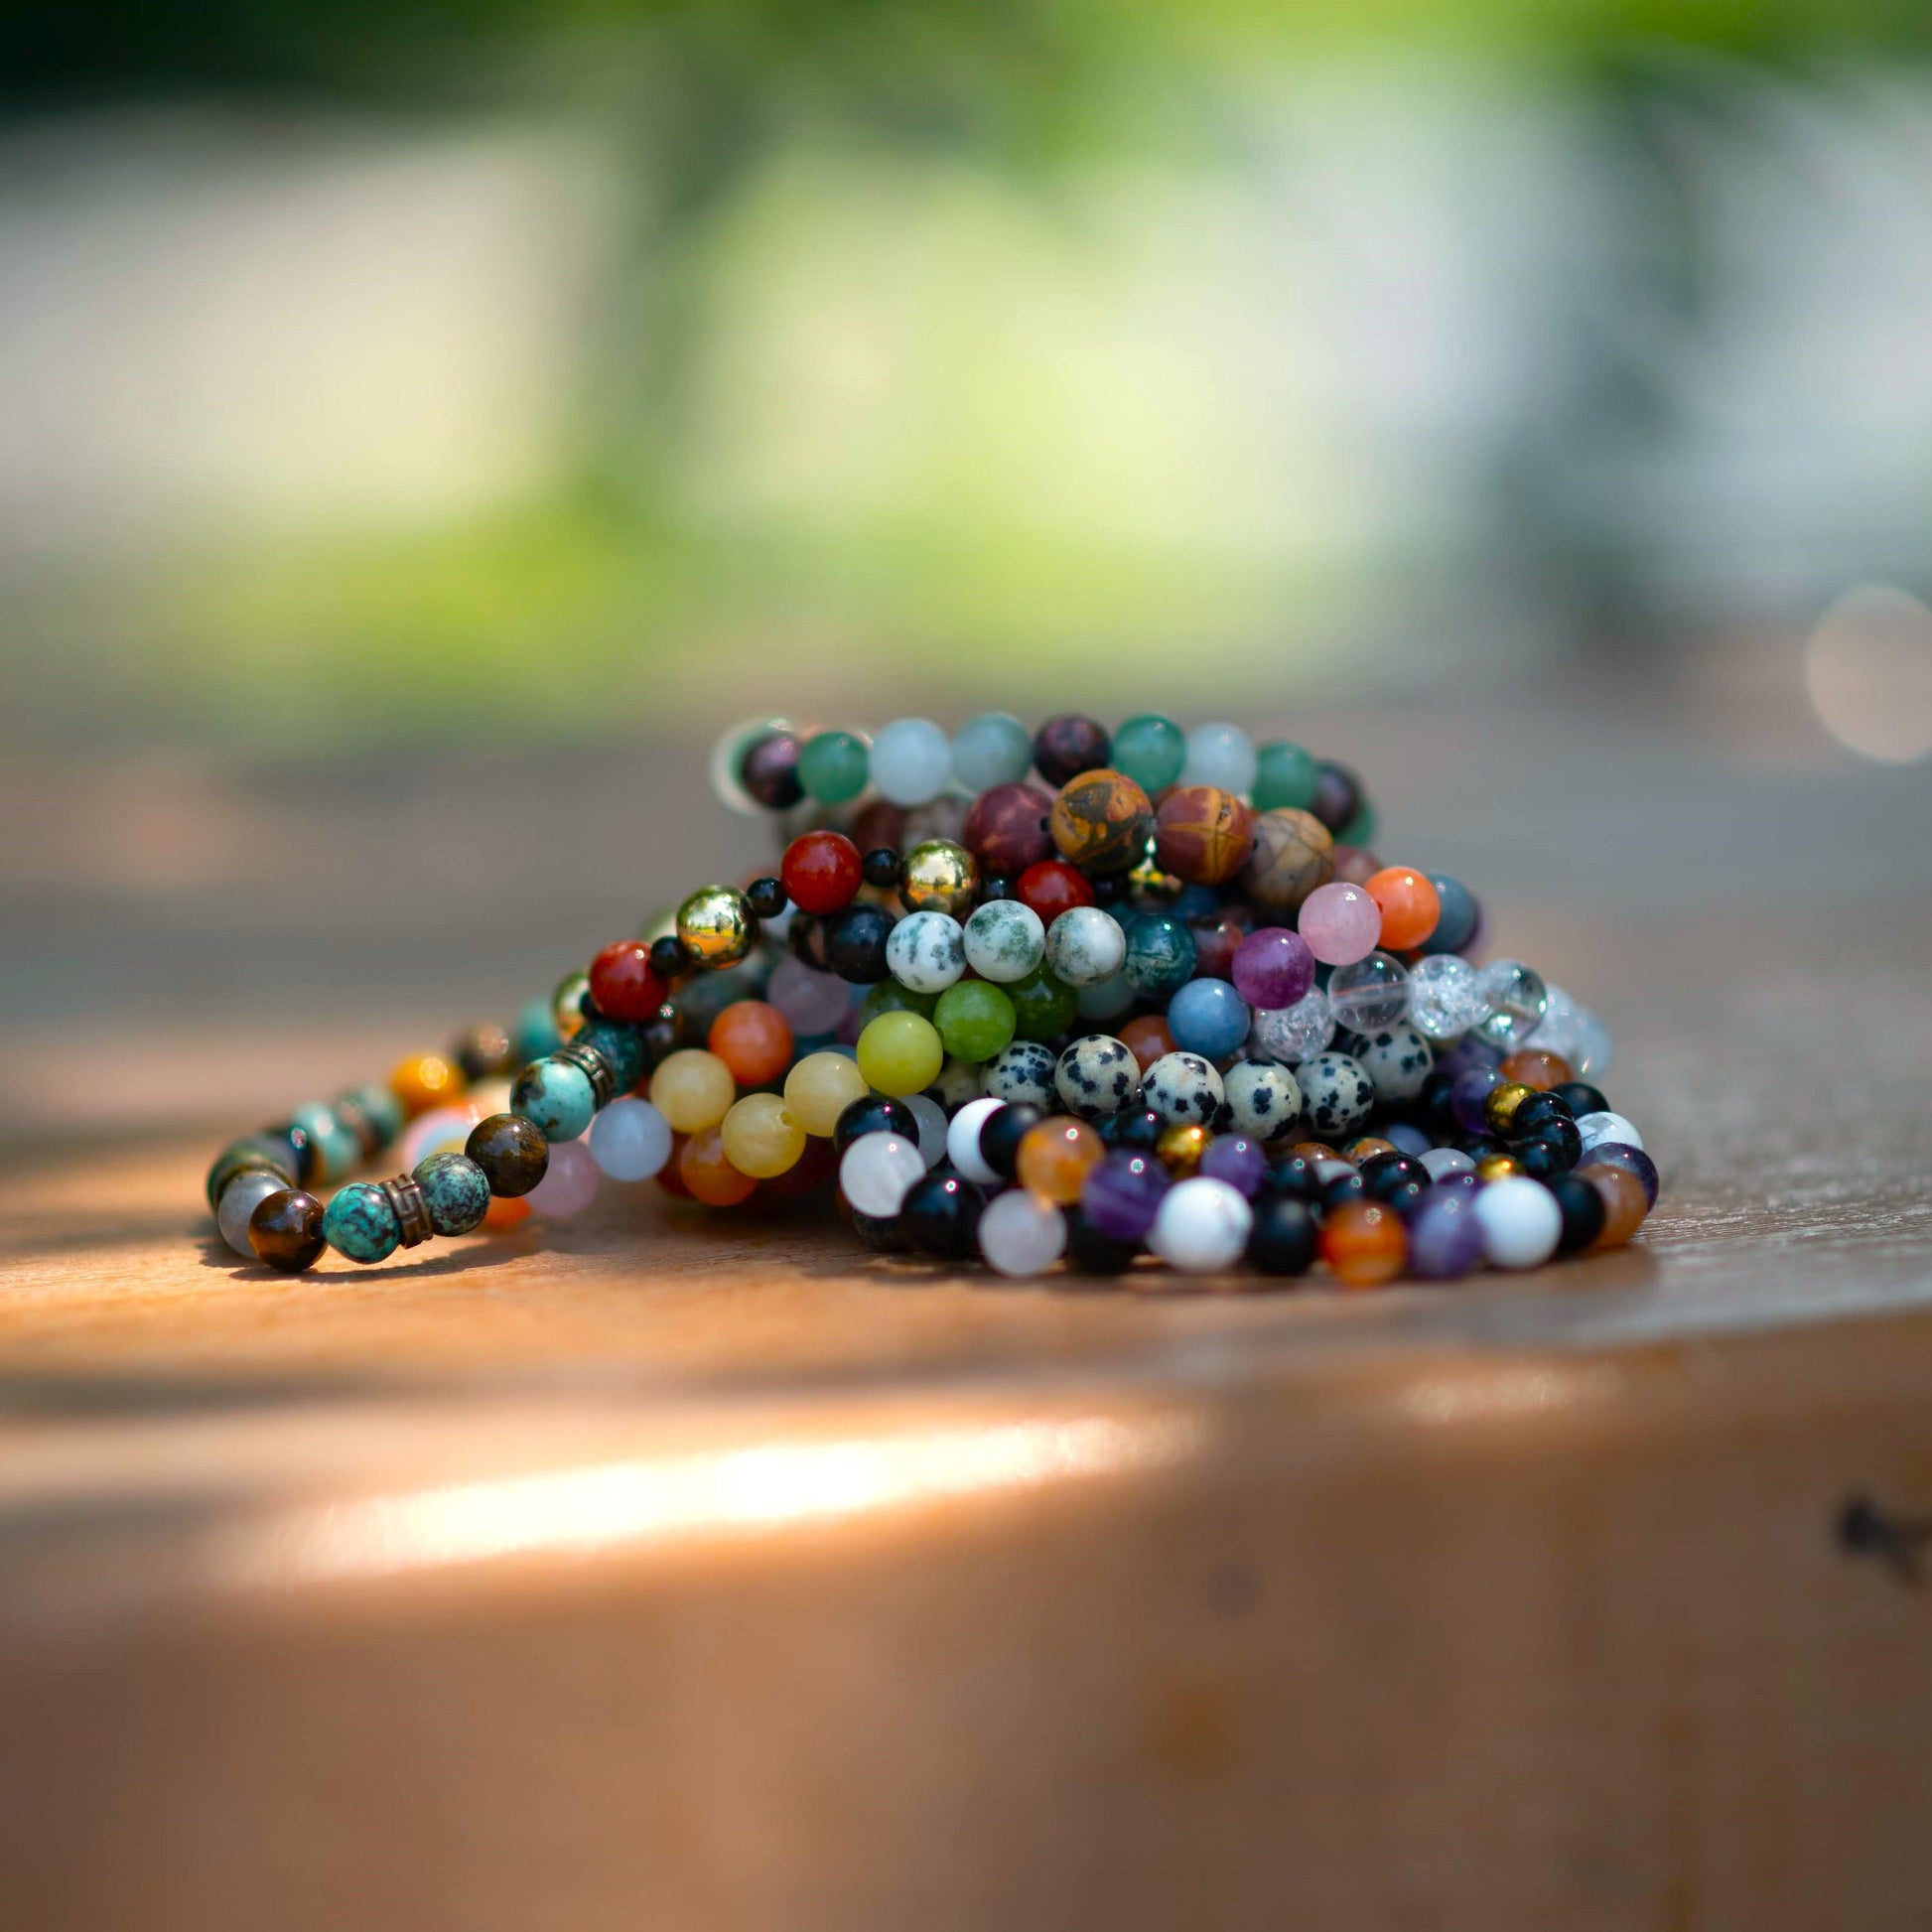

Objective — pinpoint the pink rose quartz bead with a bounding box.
[1298,882,1382,966]
[525,1137,600,1217]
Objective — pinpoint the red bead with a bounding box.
[588,940,666,1022]
[1015,859,1095,925]
[780,830,863,916]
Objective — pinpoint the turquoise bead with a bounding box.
[799,729,871,804]
[414,1152,491,1236]
[511,1056,597,1142]
[322,1181,401,1264]
[950,713,1035,791]
[1253,740,1320,812]
[1123,912,1197,996]
[512,996,562,1066]
[291,1102,361,1183]
[575,1019,645,1093]
[1110,715,1186,794]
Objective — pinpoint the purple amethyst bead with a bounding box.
[1079,1151,1171,1242]
[1449,1065,1502,1134]
[1408,1187,1486,1279]
[1230,927,1315,1012]
[1438,1033,1504,1079]
[1198,1134,1268,1199]
[1583,1141,1659,1208]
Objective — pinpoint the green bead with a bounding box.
[1007,965,1078,1042]
[575,1019,646,1093]
[932,979,1017,1063]
[322,1181,401,1265]
[1339,799,1378,848]
[859,979,936,1026]
[414,1152,491,1236]
[1253,741,1320,812]
[512,995,562,1065]
[1110,715,1186,794]
[799,730,870,804]
[856,1011,946,1096]
[511,1056,597,1142]
[1123,912,1197,996]
[347,1081,406,1150]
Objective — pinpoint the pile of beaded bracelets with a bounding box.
[206,711,1655,1287]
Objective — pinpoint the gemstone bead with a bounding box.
[1355,1025,1435,1105]
[1298,1052,1374,1139]
[978,1188,1068,1277]
[1249,989,1334,1063]
[1043,906,1127,987]
[511,1056,597,1144]
[1327,950,1410,1033]
[1230,926,1314,1011]
[1149,1176,1252,1274]
[962,784,1054,878]
[798,729,871,803]
[1049,769,1154,875]
[933,980,1017,1063]
[856,1011,945,1096]
[767,955,853,1035]
[588,1096,674,1180]
[551,972,592,1041]
[1054,1035,1144,1119]
[1166,978,1252,1061]
[1240,809,1334,914]
[738,728,804,809]
[1251,741,1320,813]
[1310,760,1363,834]
[1142,1051,1224,1127]
[1033,715,1110,788]
[1475,960,1549,1048]
[840,1131,927,1217]
[206,1136,297,1215]
[870,718,953,805]
[413,1152,491,1235]
[1583,1141,1658,1208]
[1017,1116,1105,1204]
[1198,1134,1268,1198]
[1117,1014,1175,1073]
[708,1001,793,1086]
[1472,1175,1562,1269]
[676,886,756,968]
[1014,859,1094,926]
[1407,1187,1486,1279]
[1223,1059,1301,1140]
[1079,1149,1171,1241]
[979,1039,1054,1108]
[1075,968,1137,1021]
[720,1093,806,1177]
[963,898,1046,983]
[466,1113,550,1196]
[899,1172,988,1257]
[1006,965,1078,1041]
[1154,786,1256,887]
[899,839,981,917]
[677,1128,756,1207]
[1179,723,1258,794]
[1549,1173,1607,1252]
[217,1169,290,1257]
[1299,882,1381,966]
[649,1049,737,1135]
[781,830,864,916]
[1363,867,1441,951]
[1407,954,1490,1040]
[878,909,960,995]
[1109,714,1186,793]
[823,904,895,982]
[1247,1194,1316,1276]
[247,1187,328,1273]
[948,712,1033,790]
[586,941,666,1024]
[1319,1200,1407,1288]
[1584,1166,1649,1249]
[1576,1110,1643,1155]
[322,1182,401,1265]
[389,1052,463,1119]
[1156,1122,1211,1176]
[1123,913,1197,996]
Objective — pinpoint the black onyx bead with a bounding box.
[452,1023,516,1083]
[1514,1117,1583,1179]
[1550,1173,1607,1254]
[1111,1107,1167,1153]
[746,876,788,919]
[898,1171,987,1259]
[1066,1208,1137,1275]
[833,1093,918,1154]
[649,934,692,981]
[246,1187,328,1273]
[1553,1080,1609,1120]
[844,1202,905,1253]
[640,1008,686,1072]
[977,1102,1044,1180]
[1088,872,1128,907]
[1264,1154,1322,1202]
[1318,1168,1367,1214]
[738,728,804,810]
[787,911,828,969]
[823,904,895,982]
[1509,1091,1574,1139]
[1310,760,1363,835]
[1033,714,1110,788]
[1359,1151,1429,1200]
[1452,1131,1505,1160]
[977,875,1015,906]
[465,1112,550,1197]
[1381,1177,1430,1220]
[1247,1195,1317,1277]
[861,847,901,890]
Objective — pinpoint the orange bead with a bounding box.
[1499,1048,1573,1091]
[1364,867,1441,951]
[679,1125,759,1206]
[656,1135,692,1197]
[483,1192,531,1232]
[1319,1199,1407,1288]
[1583,1165,1648,1250]
[708,1000,795,1087]
[1016,1116,1104,1204]
[1342,1136,1397,1166]
[390,1052,464,1118]
[1119,1014,1176,1074]
[1291,1140,1339,1163]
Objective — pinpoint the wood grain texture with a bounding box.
[1,906,1930,1930]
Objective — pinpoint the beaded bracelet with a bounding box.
[205,712,1655,1288]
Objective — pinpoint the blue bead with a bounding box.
[347,1082,406,1149]
[322,1181,400,1264]
[1418,874,1479,955]
[1168,885,1221,923]
[1167,977,1252,1060]
[512,996,562,1065]
[413,1152,491,1236]
[511,1057,597,1143]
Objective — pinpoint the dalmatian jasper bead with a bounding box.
[983,1039,1057,1109]
[930,1054,988,1111]
[1355,1024,1435,1105]
[886,910,966,995]
[962,898,1046,984]
[1053,1034,1144,1120]
[1299,1051,1375,1139]
[1142,1050,1225,1126]
[1223,1058,1302,1140]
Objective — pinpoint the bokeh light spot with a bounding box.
[1805,585,1932,763]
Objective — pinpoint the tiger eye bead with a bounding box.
[465,1112,550,1197]
[247,1188,328,1273]
[898,839,980,917]
[676,885,757,967]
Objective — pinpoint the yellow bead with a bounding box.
[1474,1151,1521,1183]
[1483,1080,1535,1135]
[389,1052,463,1118]
[856,1011,945,1097]
[898,840,980,917]
[676,885,756,966]
[783,1050,871,1138]
[649,1048,737,1134]
[720,1093,806,1178]
[1156,1122,1210,1176]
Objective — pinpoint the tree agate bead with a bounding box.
[962,898,1046,984]
[1033,715,1110,789]
[933,980,1017,1064]
[1049,769,1154,875]
[856,1011,945,1097]
[951,712,1034,791]
[1109,714,1186,795]
[1044,906,1127,987]
[1154,786,1255,887]
[322,1181,401,1265]
[247,1188,328,1273]
[511,1056,597,1144]
[677,886,757,968]
[1252,741,1320,813]
[798,729,871,804]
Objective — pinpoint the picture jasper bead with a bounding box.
[414,1151,492,1236]
[1048,768,1155,874]
[466,1112,551,1197]
[321,1181,402,1265]
[1240,808,1335,914]
[247,1187,328,1273]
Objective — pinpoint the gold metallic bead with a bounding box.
[1483,1079,1535,1135]
[551,968,591,1040]
[676,885,756,966]
[1474,1151,1520,1182]
[899,839,979,917]
[1156,1121,1210,1177]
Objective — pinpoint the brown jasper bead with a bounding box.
[465,1112,551,1197]
[247,1188,328,1273]
[1499,1047,1573,1092]
[1584,1164,1649,1249]
[1240,808,1334,914]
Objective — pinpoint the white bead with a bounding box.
[869,718,953,806]
[1148,1176,1253,1274]
[588,1096,672,1181]
[962,899,1045,983]
[978,1189,1068,1278]
[1043,906,1126,986]
[1471,1176,1561,1270]
[1420,1147,1476,1182]
[1180,722,1258,794]
[839,1132,926,1217]
[902,1093,950,1168]
[885,909,966,994]
[217,1169,288,1257]
[1576,1111,1642,1153]
[947,1095,1006,1185]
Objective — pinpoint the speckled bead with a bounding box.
[1043,906,1127,987]
[1223,1059,1302,1140]
[322,1181,402,1265]
[1054,1035,1144,1120]
[1298,1051,1376,1140]
[1122,913,1197,997]
[962,898,1046,983]
[413,1152,491,1236]
[886,909,966,994]
[1142,1051,1225,1127]
[983,1039,1059,1108]
[511,1056,598,1144]
[1355,1025,1435,1105]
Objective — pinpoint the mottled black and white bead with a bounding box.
[885,909,966,995]
[1299,1051,1375,1139]
[1223,1058,1302,1140]
[929,1055,985,1112]
[1355,1025,1435,1105]
[1054,1034,1144,1120]
[984,1039,1058,1109]
[1142,1050,1225,1126]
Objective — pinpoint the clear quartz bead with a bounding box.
[1406,954,1489,1040]
[1475,959,1549,1048]
[1326,950,1410,1034]
[1249,988,1333,1063]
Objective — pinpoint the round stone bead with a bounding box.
[1109,714,1186,794]
[413,1152,491,1235]
[721,1093,807,1178]
[1584,1166,1649,1249]
[798,729,871,804]
[933,980,1017,1063]
[511,1057,597,1144]
[1199,1134,1268,1198]
[951,712,1034,791]
[1550,1173,1608,1252]
[528,1138,601,1216]
[840,1132,927,1217]
[1298,1052,1375,1140]
[962,784,1055,879]
[389,1051,465,1119]
[978,1187,1068,1278]
[466,1113,550,1196]
[1033,715,1111,788]
[738,728,804,810]
[1319,1200,1407,1288]
[1476,960,1550,1048]
[983,1039,1058,1109]
[1080,1150,1171,1241]
[1223,1059,1302,1140]
[1420,1147,1476,1183]
[1149,1176,1252,1274]
[1048,769,1154,875]
[247,1188,328,1273]
[823,904,896,982]
[1299,882,1381,966]
[588,939,667,1024]
[886,909,967,995]
[901,1169,990,1258]
[1142,1051,1225,1127]
[1249,989,1334,1064]
[1247,1194,1316,1276]
[780,829,863,916]
[1240,809,1334,915]
[1075,969,1137,1022]
[588,1096,674,1180]
[550,971,592,1041]
[1583,1141,1658,1208]
[1154,786,1256,887]
[1006,965,1078,1042]
[206,1135,298,1215]
[1166,978,1252,1062]
[926,1051,981,1110]
[1355,1026,1435,1105]
[649,1049,737,1135]
[1407,954,1490,1040]
[1310,760,1363,835]
[1416,873,1480,955]
[1231,926,1315,1011]
[708,1002,793,1087]
[1364,868,1441,951]
[773,1054,864,1142]
[870,718,953,805]
[963,899,1046,983]
[946,1095,1007,1184]
[1054,1035,1144,1119]
[1407,1187,1486,1279]
[899,839,981,918]
[1015,859,1094,926]
[322,1182,401,1265]
[217,1169,289,1258]
[833,1093,918,1154]
[289,1105,361,1185]
[1119,1015,1175,1074]
[1122,913,1197,997]
[1576,1110,1644,1155]
[1017,1116,1105,1204]
[767,955,853,1035]
[1179,723,1258,794]
[1251,741,1320,813]
[1044,906,1127,987]
[856,1011,945,1097]
[1156,1122,1211,1176]
[1328,951,1410,1035]
[1472,1175,1562,1269]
